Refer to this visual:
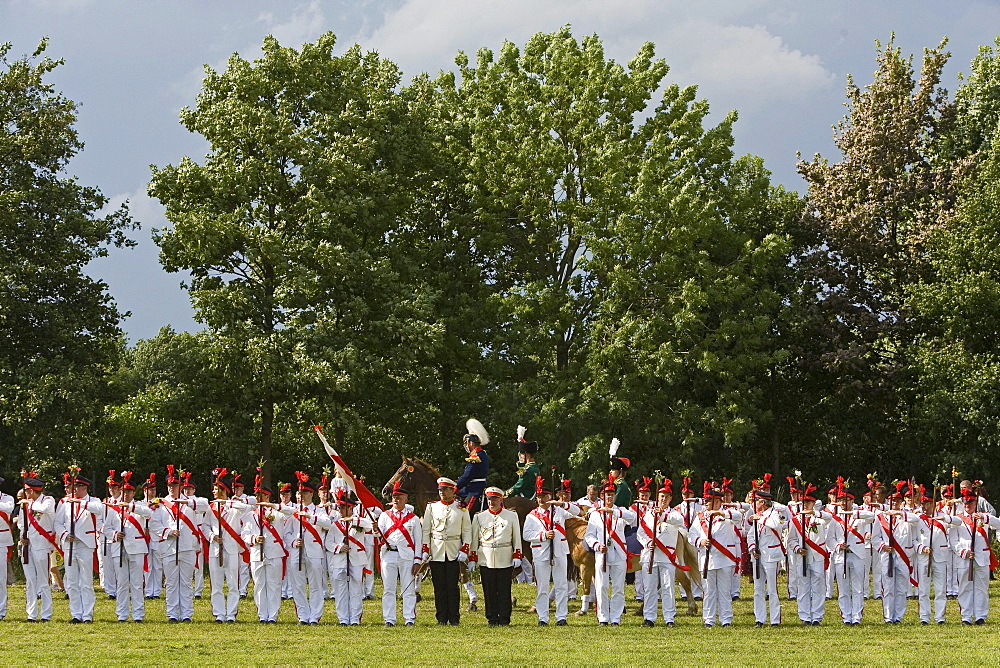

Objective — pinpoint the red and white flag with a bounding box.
[313,425,384,511]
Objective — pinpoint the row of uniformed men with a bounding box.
[574,473,1000,627]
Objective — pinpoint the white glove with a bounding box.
[457,551,469,564]
[512,558,522,569]
[468,560,477,572]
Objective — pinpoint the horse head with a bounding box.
[381,457,413,501]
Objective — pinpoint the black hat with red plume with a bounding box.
[166,465,181,485]
[296,471,314,493]
[120,471,136,491]
[535,476,551,496]
[213,468,230,493]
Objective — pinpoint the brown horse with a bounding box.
[381,457,443,516]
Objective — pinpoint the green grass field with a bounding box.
[1,574,999,665]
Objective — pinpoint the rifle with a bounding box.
[68,497,76,568]
[602,508,609,573]
[752,485,761,581]
[969,506,978,583]
[702,508,712,579]
[119,502,126,570]
[927,484,936,579]
[216,500,224,569]
[549,466,556,564]
[800,508,808,577]
[298,497,304,572]
[887,513,895,577]
[21,499,30,566]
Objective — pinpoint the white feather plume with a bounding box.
[517,425,527,441]
[466,418,490,446]
[609,437,620,457]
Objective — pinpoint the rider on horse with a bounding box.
[457,433,490,515]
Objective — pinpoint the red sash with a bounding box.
[878,516,919,586]
[162,500,201,540]
[791,515,830,569]
[961,516,999,571]
[530,508,568,541]
[382,511,417,551]
[699,515,739,565]
[298,514,325,549]
[832,512,866,545]
[647,518,690,572]
[260,513,289,577]
[0,510,11,536]
[26,506,62,555]
[605,514,632,555]
[211,505,251,564]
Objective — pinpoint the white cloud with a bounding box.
[256,0,326,49]
[356,0,834,107]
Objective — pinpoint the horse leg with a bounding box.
[461,566,478,611]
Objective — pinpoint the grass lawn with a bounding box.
[1,573,999,664]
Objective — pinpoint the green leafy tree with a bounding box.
[148,33,439,485]
[0,39,135,481]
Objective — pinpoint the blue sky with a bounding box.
[5,0,1000,341]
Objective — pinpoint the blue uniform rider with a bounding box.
[456,433,490,515]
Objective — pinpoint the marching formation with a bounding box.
[1,421,997,629]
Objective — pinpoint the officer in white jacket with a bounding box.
[154,466,207,623]
[826,485,875,625]
[378,481,422,626]
[584,476,637,625]
[689,482,743,627]
[951,488,1000,624]
[746,485,787,626]
[914,486,960,624]
[54,473,104,623]
[470,487,522,626]
[522,479,579,626]
[318,488,372,625]
[636,478,687,627]
[206,470,251,623]
[0,475,13,620]
[102,472,156,622]
[872,482,920,623]
[241,481,293,623]
[286,473,326,625]
[18,475,57,622]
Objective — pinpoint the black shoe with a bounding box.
[300,621,309,625]
[976,619,986,625]
[600,622,608,626]
[611,622,619,626]
[83,620,93,624]
[385,622,395,627]
[693,596,702,601]
[310,621,318,626]
[134,619,143,623]
[216,619,225,624]
[182,618,192,623]
[70,618,81,624]
[26,619,36,623]
[755,622,764,628]
[262,620,270,624]
[812,621,820,626]
[921,621,929,625]
[963,620,972,625]
[449,621,459,626]
[239,595,247,600]
[642,620,654,627]
[405,622,414,626]
[40,619,50,623]
[937,621,945,625]
[118,619,128,623]
[722,623,731,627]
[108,595,116,600]
[556,620,567,626]
[666,621,675,627]
[538,621,548,626]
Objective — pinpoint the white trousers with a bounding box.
[752,559,781,624]
[112,552,147,620]
[915,554,948,623]
[208,549,242,621]
[797,558,826,622]
[288,555,326,623]
[193,555,204,597]
[956,558,990,622]
[332,564,364,624]
[99,544,117,597]
[64,546,96,621]
[23,550,53,620]
[251,557,284,621]
[381,555,417,624]
[833,552,867,623]
[593,558,627,623]
[239,558,250,596]
[364,551,376,597]
[162,550,196,620]
[144,549,162,597]
[879,552,911,622]
[641,561,677,623]
[702,568,734,625]
[0,550,8,618]
[533,556,569,623]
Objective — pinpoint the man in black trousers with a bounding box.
[420,477,472,625]
[470,487,523,626]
